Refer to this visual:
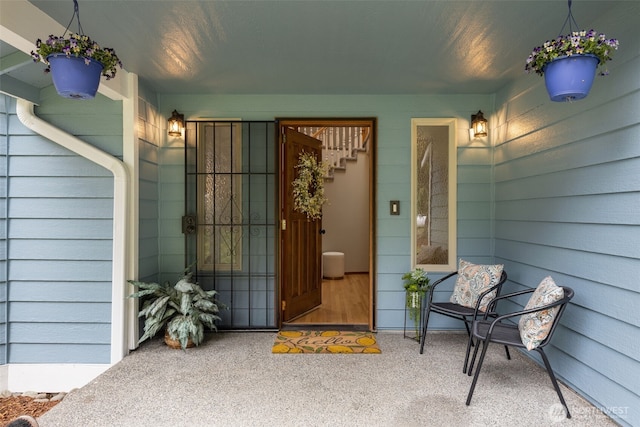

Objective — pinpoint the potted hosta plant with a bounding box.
[129,266,225,350]
[31,33,122,99]
[525,29,619,102]
[402,268,431,341]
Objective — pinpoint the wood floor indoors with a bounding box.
[286,273,369,326]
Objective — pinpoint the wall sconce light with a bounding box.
[470,110,488,138]
[168,110,184,136]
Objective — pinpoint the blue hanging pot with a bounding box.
[46,54,104,99]
[543,54,599,102]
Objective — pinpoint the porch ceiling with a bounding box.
[0,1,633,96]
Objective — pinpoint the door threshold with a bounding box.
[285,305,322,323]
[280,323,369,332]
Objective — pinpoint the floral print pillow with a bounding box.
[518,276,565,351]
[449,259,504,311]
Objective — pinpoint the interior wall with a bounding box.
[492,3,640,425]
[322,150,369,273]
[157,93,495,330]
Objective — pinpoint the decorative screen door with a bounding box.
[185,121,277,329]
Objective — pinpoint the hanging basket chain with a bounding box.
[558,0,580,36]
[63,0,85,38]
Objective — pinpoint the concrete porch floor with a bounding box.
[37,332,617,426]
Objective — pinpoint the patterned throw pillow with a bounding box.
[449,259,504,311]
[518,276,565,351]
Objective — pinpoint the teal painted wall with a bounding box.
[3,88,121,364]
[492,4,640,425]
[157,93,496,330]
[137,86,161,283]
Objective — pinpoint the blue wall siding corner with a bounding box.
[3,93,119,365]
[492,13,640,425]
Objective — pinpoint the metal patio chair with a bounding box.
[419,268,509,373]
[465,284,575,418]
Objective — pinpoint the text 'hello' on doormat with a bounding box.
[272,330,381,354]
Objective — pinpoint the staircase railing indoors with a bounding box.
[297,126,370,179]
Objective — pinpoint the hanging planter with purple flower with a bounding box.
[30,0,122,99]
[524,1,619,102]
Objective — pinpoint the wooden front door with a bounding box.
[280,127,323,322]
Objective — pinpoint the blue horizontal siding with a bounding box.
[9,302,110,323]
[457,238,492,256]
[493,24,640,426]
[496,241,636,293]
[9,198,114,219]
[139,177,158,201]
[9,177,114,198]
[496,158,640,199]
[9,219,113,239]
[9,260,112,281]
[495,221,640,259]
[137,98,160,295]
[539,343,640,419]
[9,240,112,260]
[457,220,492,237]
[9,281,111,302]
[563,304,638,363]
[8,343,110,364]
[495,193,639,224]
[8,135,88,156]
[458,165,491,184]
[0,102,6,364]
[458,202,491,220]
[139,227,159,244]
[9,156,110,177]
[3,94,117,366]
[457,183,491,202]
[10,323,110,344]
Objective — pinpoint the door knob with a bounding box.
[320,229,326,234]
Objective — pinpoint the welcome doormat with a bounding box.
[272,330,381,354]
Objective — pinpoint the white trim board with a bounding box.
[5,364,111,392]
[0,365,7,391]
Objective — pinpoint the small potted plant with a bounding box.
[129,266,225,350]
[31,33,122,99]
[402,268,431,340]
[525,29,619,102]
